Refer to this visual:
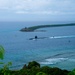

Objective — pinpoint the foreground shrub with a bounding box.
[36,72,47,75]
[0,45,12,75]
[49,67,63,75]
[0,45,5,60]
[62,70,70,75]
[28,61,40,69]
[68,69,75,75]
[40,66,51,74]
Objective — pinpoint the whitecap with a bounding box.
[40,58,68,65]
[49,35,75,39]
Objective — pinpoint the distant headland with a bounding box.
[20,23,75,32]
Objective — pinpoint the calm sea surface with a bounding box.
[0,21,75,70]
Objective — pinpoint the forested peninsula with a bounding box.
[20,23,75,32]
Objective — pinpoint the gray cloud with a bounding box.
[0,0,75,15]
[0,0,75,21]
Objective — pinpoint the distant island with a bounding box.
[20,23,75,32]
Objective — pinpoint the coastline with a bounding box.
[20,23,75,32]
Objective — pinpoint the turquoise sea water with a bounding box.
[0,21,75,70]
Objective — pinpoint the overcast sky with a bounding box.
[0,0,75,21]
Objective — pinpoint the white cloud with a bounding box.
[16,11,29,14]
[0,0,50,10]
[0,0,9,9]
[15,0,50,10]
[0,0,75,15]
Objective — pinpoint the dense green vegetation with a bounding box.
[20,23,75,32]
[0,61,72,75]
[0,45,75,75]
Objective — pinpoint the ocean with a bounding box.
[0,21,75,70]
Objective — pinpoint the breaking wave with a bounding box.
[39,52,75,65]
[40,58,68,65]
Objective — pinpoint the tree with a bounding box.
[0,45,5,60]
[0,45,12,75]
[28,61,40,69]
[36,72,47,75]
[68,69,75,75]
[50,67,62,75]
[40,66,51,74]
